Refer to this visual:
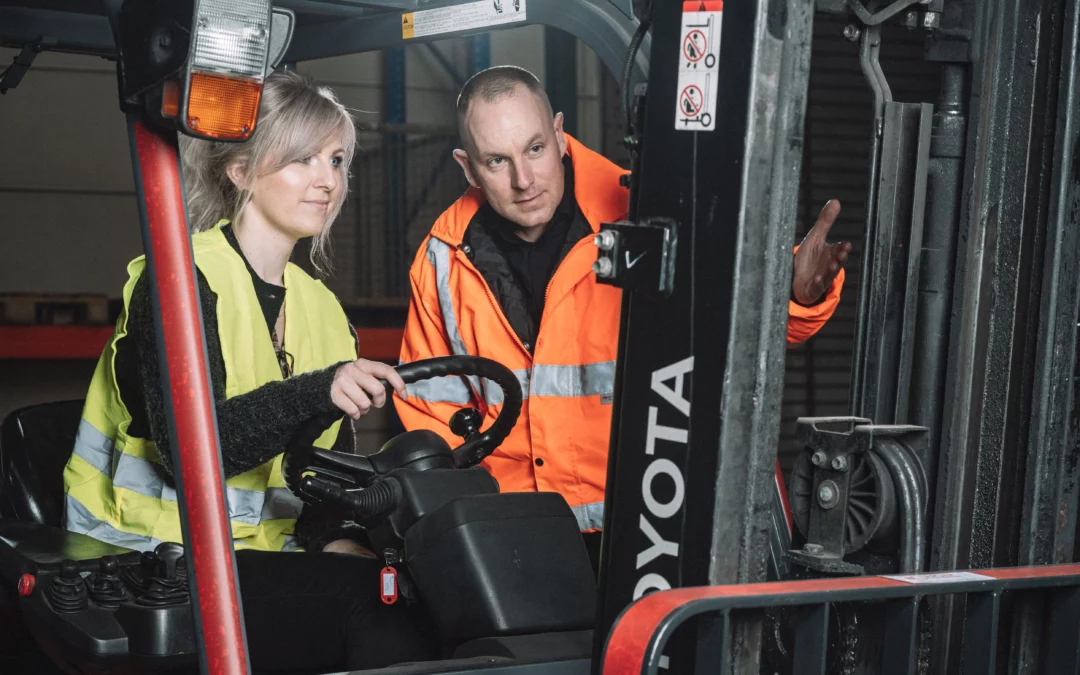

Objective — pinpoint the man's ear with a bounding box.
[225,160,249,191]
[453,149,479,188]
[553,112,568,157]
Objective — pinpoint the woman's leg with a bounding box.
[235,550,439,673]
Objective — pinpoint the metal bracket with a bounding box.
[787,418,930,576]
[0,38,54,95]
[845,0,928,27]
[593,217,678,295]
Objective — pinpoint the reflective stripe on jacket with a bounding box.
[62,224,357,552]
[394,135,843,532]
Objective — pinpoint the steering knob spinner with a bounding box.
[449,408,483,440]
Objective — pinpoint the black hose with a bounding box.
[300,475,402,520]
[875,439,926,572]
[621,9,652,133]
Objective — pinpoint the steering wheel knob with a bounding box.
[449,408,483,440]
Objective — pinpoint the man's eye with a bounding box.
[488,157,504,167]
[530,144,543,154]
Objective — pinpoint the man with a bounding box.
[395,66,850,558]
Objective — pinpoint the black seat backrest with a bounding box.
[0,401,85,526]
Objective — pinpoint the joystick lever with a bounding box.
[136,542,189,607]
[47,560,88,614]
[89,556,129,608]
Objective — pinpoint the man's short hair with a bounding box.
[456,65,553,149]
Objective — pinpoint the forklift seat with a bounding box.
[0,400,84,527]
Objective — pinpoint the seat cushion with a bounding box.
[0,401,85,526]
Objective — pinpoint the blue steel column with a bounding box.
[544,28,578,137]
[470,34,490,75]
[384,47,407,297]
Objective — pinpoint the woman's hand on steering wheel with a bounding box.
[331,359,409,420]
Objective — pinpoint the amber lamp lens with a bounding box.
[186,71,262,140]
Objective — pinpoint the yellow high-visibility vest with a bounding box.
[62,223,357,552]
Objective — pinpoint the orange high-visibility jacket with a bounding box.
[395,135,843,531]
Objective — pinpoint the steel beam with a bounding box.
[930,0,1076,671]
[284,0,650,86]
[593,0,815,672]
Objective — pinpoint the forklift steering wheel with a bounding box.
[281,355,522,514]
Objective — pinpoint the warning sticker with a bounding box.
[883,571,994,585]
[675,1,723,131]
[402,0,526,40]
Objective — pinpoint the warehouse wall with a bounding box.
[0,27,608,436]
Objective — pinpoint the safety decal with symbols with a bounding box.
[675,1,723,131]
[402,0,526,40]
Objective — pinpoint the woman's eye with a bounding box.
[331,156,344,168]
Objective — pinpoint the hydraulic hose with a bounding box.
[299,475,402,520]
[621,7,652,133]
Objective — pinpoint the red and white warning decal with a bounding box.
[675,1,723,131]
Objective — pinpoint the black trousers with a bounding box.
[235,550,439,674]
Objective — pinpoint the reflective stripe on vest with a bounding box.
[410,238,616,406]
[62,224,355,552]
[65,493,161,552]
[571,501,604,532]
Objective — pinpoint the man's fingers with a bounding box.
[810,200,841,240]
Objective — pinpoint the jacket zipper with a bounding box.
[455,248,532,358]
[454,232,597,359]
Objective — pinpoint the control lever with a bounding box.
[449,408,483,441]
[136,542,189,607]
[47,560,89,614]
[120,548,161,596]
[89,556,129,608]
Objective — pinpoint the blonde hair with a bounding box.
[180,70,357,275]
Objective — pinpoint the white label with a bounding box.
[675,5,722,131]
[402,0,526,40]
[382,571,396,596]
[883,571,994,585]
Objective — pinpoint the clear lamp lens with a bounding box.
[191,0,270,80]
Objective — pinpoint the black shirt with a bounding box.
[477,156,580,335]
[221,224,286,337]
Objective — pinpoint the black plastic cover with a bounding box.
[405,493,596,642]
[383,467,499,541]
[0,520,139,581]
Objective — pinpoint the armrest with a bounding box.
[0,519,139,581]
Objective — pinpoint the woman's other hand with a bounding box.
[331,359,409,420]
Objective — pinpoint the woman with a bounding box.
[61,71,436,671]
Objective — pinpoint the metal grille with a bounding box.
[779,17,943,470]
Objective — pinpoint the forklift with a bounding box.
[1,0,1079,673]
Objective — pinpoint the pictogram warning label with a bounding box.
[679,85,704,117]
[675,1,723,131]
[402,0,526,40]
